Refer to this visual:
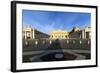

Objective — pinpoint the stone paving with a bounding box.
[22,39,91,62]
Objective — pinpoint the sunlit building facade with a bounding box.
[22,26,91,40]
[22,27,33,40]
[50,30,69,39]
[22,27,50,40]
[69,27,91,39]
[81,27,91,39]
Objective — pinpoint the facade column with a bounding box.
[33,29,35,39]
[84,29,86,39]
[82,30,84,39]
[25,31,27,40]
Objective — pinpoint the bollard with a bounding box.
[25,41,28,45]
[25,41,29,47]
[49,40,52,44]
[73,40,75,44]
[35,41,38,45]
[88,40,90,44]
[67,40,69,44]
[43,41,45,44]
[80,40,82,44]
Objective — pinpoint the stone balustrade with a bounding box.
[23,39,91,51]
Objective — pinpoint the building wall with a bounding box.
[69,31,82,39]
[81,27,91,39]
[69,27,91,39]
[34,29,50,39]
[23,27,50,40]
[23,27,91,40]
[50,30,69,39]
[22,27,33,40]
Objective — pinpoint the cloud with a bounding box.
[23,10,91,34]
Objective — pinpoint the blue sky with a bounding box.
[22,10,91,34]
